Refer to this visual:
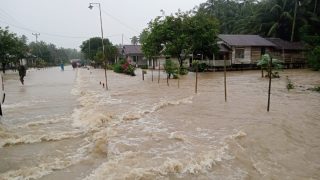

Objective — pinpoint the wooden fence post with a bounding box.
[267,57,272,112]
[224,56,227,102]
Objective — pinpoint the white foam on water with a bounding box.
[2,99,48,109]
[83,142,234,180]
[0,130,83,148]
[121,96,194,121]
[0,142,91,180]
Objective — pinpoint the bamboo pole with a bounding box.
[142,70,144,81]
[158,60,160,83]
[224,56,227,102]
[195,65,198,93]
[267,57,272,112]
[151,68,153,82]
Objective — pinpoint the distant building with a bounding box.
[117,45,147,67]
[217,34,276,66]
[266,38,307,68]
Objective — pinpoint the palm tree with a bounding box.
[131,36,139,45]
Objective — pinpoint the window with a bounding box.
[235,48,244,59]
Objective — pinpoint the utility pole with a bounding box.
[122,34,124,47]
[89,38,91,66]
[32,33,40,43]
[89,3,108,90]
[32,33,40,67]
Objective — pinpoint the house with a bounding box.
[266,38,306,68]
[217,34,276,66]
[120,45,147,67]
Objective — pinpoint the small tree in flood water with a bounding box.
[257,54,283,78]
[164,59,179,79]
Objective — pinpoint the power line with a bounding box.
[0,19,123,40]
[101,9,140,34]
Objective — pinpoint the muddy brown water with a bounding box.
[0,66,319,180]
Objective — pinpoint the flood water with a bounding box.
[0,66,319,180]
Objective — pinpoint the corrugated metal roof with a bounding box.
[266,38,306,50]
[123,45,143,55]
[218,34,276,47]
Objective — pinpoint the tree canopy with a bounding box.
[197,0,319,42]
[80,37,118,65]
[140,11,219,67]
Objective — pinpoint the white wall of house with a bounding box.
[148,57,189,69]
[232,47,251,64]
[20,59,27,66]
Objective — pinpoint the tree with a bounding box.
[0,27,28,73]
[257,54,283,78]
[131,36,139,45]
[80,37,117,65]
[140,10,219,67]
[197,0,319,42]
[164,59,179,78]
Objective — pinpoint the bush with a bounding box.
[308,86,320,93]
[191,61,207,72]
[164,59,179,78]
[308,46,320,71]
[113,60,136,76]
[179,66,189,75]
[139,65,148,69]
[113,63,123,73]
[286,76,294,91]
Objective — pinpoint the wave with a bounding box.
[0,131,83,148]
[122,96,194,121]
[0,143,90,180]
[83,144,233,179]
[2,99,47,109]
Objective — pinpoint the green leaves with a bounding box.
[257,54,283,69]
[140,11,219,65]
[80,37,117,65]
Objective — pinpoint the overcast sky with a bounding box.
[0,0,205,50]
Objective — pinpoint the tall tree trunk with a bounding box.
[291,0,298,42]
[314,0,318,14]
[2,63,6,74]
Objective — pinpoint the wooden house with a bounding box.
[217,34,276,66]
[117,45,147,67]
[266,38,306,68]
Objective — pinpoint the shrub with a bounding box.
[139,65,148,69]
[286,76,294,91]
[308,46,320,71]
[179,66,189,75]
[257,54,283,78]
[308,86,320,93]
[113,63,123,73]
[164,59,179,78]
[191,61,207,72]
[113,60,136,76]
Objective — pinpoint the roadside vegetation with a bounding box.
[0,27,81,73]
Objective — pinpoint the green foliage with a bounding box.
[164,59,179,78]
[113,60,136,76]
[179,66,189,75]
[80,37,117,65]
[308,46,320,71]
[286,76,294,91]
[139,65,148,69]
[198,0,320,41]
[308,85,320,92]
[131,36,139,45]
[0,26,28,72]
[257,54,283,78]
[140,11,219,66]
[191,61,207,72]
[29,42,81,66]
